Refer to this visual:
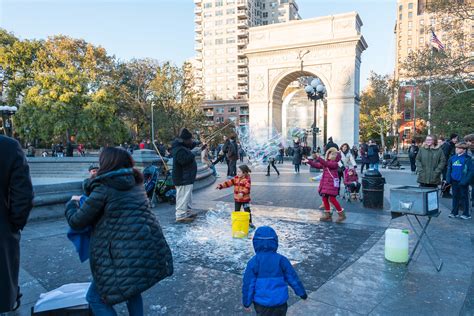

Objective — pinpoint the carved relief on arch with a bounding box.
[250,73,267,101]
[333,64,354,95]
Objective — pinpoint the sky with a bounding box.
[0,0,397,89]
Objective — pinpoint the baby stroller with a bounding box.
[143,165,176,206]
[382,153,401,169]
[342,168,362,203]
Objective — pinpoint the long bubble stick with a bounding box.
[152,142,169,172]
[202,121,234,144]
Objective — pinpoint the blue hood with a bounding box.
[253,226,278,253]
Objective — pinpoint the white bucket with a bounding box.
[384,228,409,263]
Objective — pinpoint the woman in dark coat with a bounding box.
[292,142,303,174]
[65,147,173,315]
[0,135,34,313]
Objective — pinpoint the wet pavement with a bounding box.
[12,162,474,315]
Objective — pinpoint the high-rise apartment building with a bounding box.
[194,0,300,125]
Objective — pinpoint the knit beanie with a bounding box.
[179,128,192,140]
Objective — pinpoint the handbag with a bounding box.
[327,167,340,188]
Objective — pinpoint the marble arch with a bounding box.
[245,12,368,146]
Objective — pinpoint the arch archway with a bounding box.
[245,12,367,146]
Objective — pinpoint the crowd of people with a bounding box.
[1,128,473,315]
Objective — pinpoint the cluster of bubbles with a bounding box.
[287,127,306,143]
[236,124,283,170]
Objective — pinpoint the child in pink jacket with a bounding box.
[304,148,346,222]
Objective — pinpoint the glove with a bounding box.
[300,294,308,300]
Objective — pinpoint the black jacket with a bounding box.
[368,144,380,164]
[442,141,456,161]
[171,139,197,186]
[0,136,34,312]
[65,168,173,305]
[226,140,239,161]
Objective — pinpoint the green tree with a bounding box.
[13,35,128,145]
[359,72,399,145]
[150,61,204,142]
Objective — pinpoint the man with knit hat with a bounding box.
[172,128,199,223]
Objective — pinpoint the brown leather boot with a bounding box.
[320,212,332,222]
[336,210,346,223]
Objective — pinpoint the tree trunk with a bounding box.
[380,125,385,150]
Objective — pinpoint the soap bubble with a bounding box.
[237,124,283,170]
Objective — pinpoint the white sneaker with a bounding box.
[460,215,471,220]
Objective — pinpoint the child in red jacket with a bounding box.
[304,148,346,222]
[216,164,255,228]
[344,168,361,200]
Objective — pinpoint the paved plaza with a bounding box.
[12,162,474,315]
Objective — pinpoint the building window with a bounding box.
[263,12,268,18]
[226,28,235,34]
[216,10,223,16]
[419,27,424,35]
[420,19,424,25]
[226,0,235,4]
[226,8,235,14]
[399,13,402,20]
[215,29,223,35]
[408,21,413,29]
[215,0,223,7]
[399,5,403,11]
[226,37,235,44]
[229,116,237,123]
[403,127,411,138]
[404,110,412,120]
[204,12,213,18]
[216,117,224,123]
[216,108,224,114]
[226,18,235,24]
[408,12,413,19]
[229,107,237,113]
[408,30,412,36]
[408,3,413,9]
[215,20,223,26]
[430,17,435,25]
[419,37,424,44]
[263,21,268,25]
[215,38,223,45]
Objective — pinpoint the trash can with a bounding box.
[362,169,385,209]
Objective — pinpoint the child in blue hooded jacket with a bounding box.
[242,226,307,315]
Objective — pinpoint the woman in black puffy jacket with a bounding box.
[66,147,173,315]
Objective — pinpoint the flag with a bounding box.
[430,30,445,51]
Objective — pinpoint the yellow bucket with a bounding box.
[231,211,250,238]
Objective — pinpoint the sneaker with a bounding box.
[294,171,297,174]
[176,217,195,223]
[460,215,471,220]
[448,213,459,218]
[265,174,270,176]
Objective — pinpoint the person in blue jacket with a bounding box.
[447,142,473,219]
[242,226,307,315]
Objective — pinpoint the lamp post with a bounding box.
[0,105,18,137]
[151,101,155,144]
[304,78,326,151]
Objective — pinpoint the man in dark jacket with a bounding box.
[325,136,339,152]
[226,135,239,177]
[0,135,34,313]
[367,139,380,170]
[441,133,459,197]
[172,128,198,223]
[408,140,419,173]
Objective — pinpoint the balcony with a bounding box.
[237,20,249,29]
[194,7,202,14]
[194,43,203,51]
[237,9,248,18]
[238,78,248,85]
[237,49,246,56]
[237,29,248,37]
[204,111,214,117]
[237,68,248,76]
[237,0,247,8]
[237,59,248,67]
[240,110,249,115]
[194,15,202,23]
[237,87,248,94]
[195,26,203,33]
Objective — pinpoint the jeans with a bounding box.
[369,162,379,171]
[254,302,288,316]
[210,164,217,177]
[294,164,300,173]
[409,156,416,172]
[267,160,280,175]
[228,159,237,177]
[86,281,143,316]
[360,163,369,174]
[451,181,470,216]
